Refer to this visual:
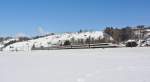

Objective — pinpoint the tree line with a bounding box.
[104,25,150,44]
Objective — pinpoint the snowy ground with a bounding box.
[0,47,150,82]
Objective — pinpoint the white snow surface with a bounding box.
[0,47,150,82]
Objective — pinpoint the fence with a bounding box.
[32,43,119,50]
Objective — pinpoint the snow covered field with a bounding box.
[0,47,150,82]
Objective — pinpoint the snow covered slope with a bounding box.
[3,31,112,51]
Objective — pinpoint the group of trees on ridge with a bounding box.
[104,25,150,44]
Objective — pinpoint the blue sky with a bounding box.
[0,0,150,36]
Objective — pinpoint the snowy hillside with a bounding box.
[3,31,112,51]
